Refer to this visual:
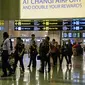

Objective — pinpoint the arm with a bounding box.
[6,39,11,55]
[19,44,25,57]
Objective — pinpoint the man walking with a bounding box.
[1,32,12,77]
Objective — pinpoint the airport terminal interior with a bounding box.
[0,0,85,84]
[0,19,85,85]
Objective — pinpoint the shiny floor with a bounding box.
[0,53,85,85]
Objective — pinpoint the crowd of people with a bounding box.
[0,32,83,77]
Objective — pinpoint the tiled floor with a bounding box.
[0,53,85,85]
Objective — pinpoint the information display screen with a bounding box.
[68,33,72,38]
[0,26,4,31]
[82,33,85,38]
[77,33,81,38]
[72,19,80,25]
[63,33,68,38]
[62,32,81,38]
[72,26,80,30]
[72,18,85,30]
[73,33,77,38]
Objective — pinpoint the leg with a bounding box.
[13,57,18,72]
[6,59,13,75]
[1,51,9,76]
[65,55,69,65]
[47,57,51,72]
[58,54,61,65]
[55,53,58,64]
[19,57,24,72]
[60,55,64,66]
[51,56,55,66]
[51,53,55,66]
[53,53,56,65]
[39,57,44,73]
[68,55,72,65]
[4,52,13,75]
[28,55,32,67]
[41,58,44,71]
[55,54,57,65]
[2,58,7,76]
[32,54,36,67]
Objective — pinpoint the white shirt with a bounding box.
[3,38,11,55]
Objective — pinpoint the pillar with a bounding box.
[4,20,9,32]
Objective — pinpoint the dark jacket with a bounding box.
[39,41,49,55]
[61,45,68,55]
[15,43,25,57]
[67,44,73,55]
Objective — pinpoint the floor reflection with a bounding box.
[0,54,85,85]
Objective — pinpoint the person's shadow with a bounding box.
[29,68,36,85]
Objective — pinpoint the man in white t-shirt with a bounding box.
[1,32,13,77]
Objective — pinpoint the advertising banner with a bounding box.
[20,0,85,19]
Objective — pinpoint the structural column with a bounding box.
[4,20,9,32]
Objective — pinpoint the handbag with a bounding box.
[37,54,41,60]
[9,53,15,65]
